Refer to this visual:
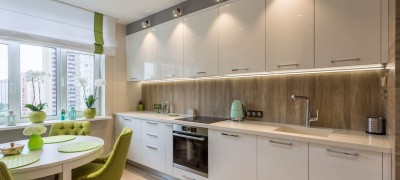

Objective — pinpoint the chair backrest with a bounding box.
[86,127,132,179]
[49,121,91,136]
[0,161,13,180]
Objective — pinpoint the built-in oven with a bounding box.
[173,124,208,177]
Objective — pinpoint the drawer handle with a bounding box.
[144,77,154,80]
[196,72,206,74]
[146,122,158,125]
[147,145,158,150]
[221,133,239,137]
[173,133,206,141]
[146,133,158,138]
[183,175,196,180]
[231,68,248,72]
[129,77,137,80]
[330,58,360,63]
[277,63,299,68]
[269,140,293,146]
[327,148,359,157]
[163,74,175,77]
[122,118,131,121]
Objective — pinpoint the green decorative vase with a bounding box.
[138,104,144,111]
[83,108,96,119]
[29,111,46,123]
[28,134,44,151]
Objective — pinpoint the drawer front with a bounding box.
[173,167,208,180]
[141,120,165,146]
[116,116,141,141]
[140,142,166,173]
[141,120,163,134]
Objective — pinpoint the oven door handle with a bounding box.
[173,133,206,141]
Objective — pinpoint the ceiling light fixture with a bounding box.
[142,20,151,28]
[172,8,183,17]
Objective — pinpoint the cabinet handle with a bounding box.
[327,148,359,157]
[122,118,131,121]
[146,133,158,138]
[129,77,137,80]
[231,68,248,72]
[173,133,206,141]
[146,145,158,150]
[146,122,158,125]
[163,74,175,77]
[277,63,299,68]
[269,140,293,146]
[183,175,196,180]
[330,58,360,63]
[221,133,239,137]
[144,77,154,80]
[196,72,206,74]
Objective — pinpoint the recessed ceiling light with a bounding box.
[142,20,151,28]
[172,8,183,17]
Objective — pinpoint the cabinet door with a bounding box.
[266,0,314,71]
[115,117,141,163]
[140,120,166,173]
[257,136,308,180]
[315,0,381,67]
[309,144,382,180]
[219,0,266,75]
[183,7,219,78]
[157,18,184,79]
[165,124,173,176]
[209,129,257,180]
[126,33,143,81]
[141,29,158,80]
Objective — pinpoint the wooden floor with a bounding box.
[122,163,166,180]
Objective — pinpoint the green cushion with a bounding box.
[72,127,133,180]
[0,161,12,180]
[49,121,91,136]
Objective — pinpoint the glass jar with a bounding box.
[6,110,16,126]
[68,107,77,120]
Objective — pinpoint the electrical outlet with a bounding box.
[247,110,263,118]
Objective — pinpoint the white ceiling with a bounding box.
[57,0,186,24]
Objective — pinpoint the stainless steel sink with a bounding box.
[273,125,332,137]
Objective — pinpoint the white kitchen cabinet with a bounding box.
[309,143,383,180]
[126,28,158,81]
[183,7,219,78]
[257,136,308,180]
[218,0,266,75]
[315,0,382,67]
[208,129,257,180]
[157,18,184,79]
[173,167,208,180]
[165,124,173,176]
[266,0,314,71]
[140,120,166,173]
[114,116,142,163]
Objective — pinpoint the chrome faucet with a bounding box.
[290,95,318,127]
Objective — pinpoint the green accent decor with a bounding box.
[72,128,132,180]
[58,141,100,153]
[29,111,46,123]
[49,122,91,136]
[43,135,76,144]
[83,108,96,119]
[0,161,13,180]
[94,12,104,54]
[69,107,77,120]
[27,134,44,151]
[0,154,40,170]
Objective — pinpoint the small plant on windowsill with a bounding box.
[24,70,49,123]
[78,78,106,119]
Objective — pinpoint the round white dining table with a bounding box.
[0,136,104,180]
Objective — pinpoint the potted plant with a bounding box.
[24,70,49,123]
[23,124,47,151]
[78,78,106,118]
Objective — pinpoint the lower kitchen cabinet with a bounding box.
[173,167,208,180]
[257,136,308,180]
[309,143,383,180]
[115,116,141,163]
[140,120,167,173]
[208,129,257,180]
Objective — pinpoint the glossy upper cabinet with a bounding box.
[266,0,314,71]
[157,18,184,79]
[315,0,381,67]
[183,7,219,78]
[126,29,158,81]
[219,0,266,75]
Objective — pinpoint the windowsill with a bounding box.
[0,116,112,132]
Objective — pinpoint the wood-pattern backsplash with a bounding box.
[141,70,384,131]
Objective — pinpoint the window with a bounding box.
[20,44,57,118]
[66,52,96,111]
[0,44,8,117]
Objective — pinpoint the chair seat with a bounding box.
[72,163,103,180]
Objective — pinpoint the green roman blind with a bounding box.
[94,12,104,54]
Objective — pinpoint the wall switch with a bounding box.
[247,110,263,118]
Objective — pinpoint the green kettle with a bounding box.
[230,100,246,121]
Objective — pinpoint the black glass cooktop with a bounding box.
[175,116,228,124]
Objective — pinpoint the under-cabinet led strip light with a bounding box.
[141,64,385,83]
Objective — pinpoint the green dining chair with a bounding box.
[0,161,13,180]
[72,127,132,180]
[49,121,91,136]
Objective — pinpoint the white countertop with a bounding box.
[0,116,113,132]
[115,112,391,154]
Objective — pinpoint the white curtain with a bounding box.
[0,0,117,55]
